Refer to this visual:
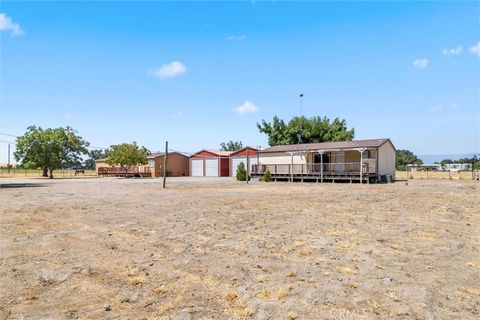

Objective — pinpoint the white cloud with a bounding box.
[412,58,429,69]
[62,112,72,119]
[226,35,247,41]
[172,110,184,118]
[469,42,480,57]
[442,46,463,56]
[0,13,23,36]
[233,101,259,115]
[430,103,459,113]
[150,61,186,79]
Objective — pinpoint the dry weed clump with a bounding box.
[151,286,169,295]
[225,290,253,319]
[385,291,401,302]
[337,265,358,275]
[256,287,290,300]
[298,249,313,257]
[258,289,271,299]
[24,292,38,301]
[456,287,480,300]
[126,266,147,286]
[225,292,238,302]
[274,287,290,300]
[349,283,359,289]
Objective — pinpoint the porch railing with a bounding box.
[251,163,370,176]
[97,167,151,175]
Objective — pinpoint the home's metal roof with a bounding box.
[147,152,165,159]
[259,138,392,153]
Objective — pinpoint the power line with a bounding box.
[0,132,18,138]
[0,140,15,144]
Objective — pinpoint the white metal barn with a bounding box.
[189,150,232,177]
[229,147,259,176]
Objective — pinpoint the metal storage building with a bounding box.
[147,152,189,177]
[189,150,232,177]
[229,147,259,177]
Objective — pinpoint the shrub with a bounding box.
[263,170,272,182]
[236,162,250,181]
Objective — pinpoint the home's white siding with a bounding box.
[377,141,396,180]
[258,152,307,165]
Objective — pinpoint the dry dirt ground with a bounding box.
[0,177,479,320]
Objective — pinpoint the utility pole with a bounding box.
[246,148,249,184]
[163,141,168,188]
[7,143,11,174]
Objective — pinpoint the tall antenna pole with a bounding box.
[299,93,304,116]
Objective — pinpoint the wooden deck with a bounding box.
[97,167,152,178]
[251,163,376,183]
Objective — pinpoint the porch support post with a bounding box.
[318,150,325,183]
[358,148,366,184]
[288,152,294,182]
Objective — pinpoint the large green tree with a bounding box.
[14,126,89,178]
[83,149,106,170]
[220,140,243,151]
[105,142,149,176]
[396,149,423,170]
[256,116,355,146]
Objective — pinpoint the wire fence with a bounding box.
[398,170,477,180]
[0,168,97,177]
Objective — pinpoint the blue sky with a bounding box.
[0,1,479,162]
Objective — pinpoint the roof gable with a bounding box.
[230,147,259,157]
[191,149,232,158]
[259,139,394,153]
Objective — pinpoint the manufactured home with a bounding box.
[229,147,259,176]
[252,138,396,183]
[190,150,232,177]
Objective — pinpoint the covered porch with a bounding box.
[252,148,378,183]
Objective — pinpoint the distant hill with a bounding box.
[419,153,478,164]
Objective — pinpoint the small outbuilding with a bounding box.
[190,150,232,177]
[147,152,189,177]
[95,152,189,177]
[229,147,259,176]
